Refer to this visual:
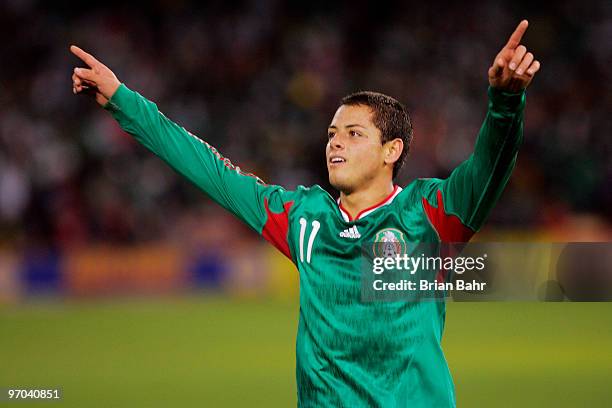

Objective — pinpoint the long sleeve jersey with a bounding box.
[104,84,525,407]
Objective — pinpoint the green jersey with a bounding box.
[104,84,525,407]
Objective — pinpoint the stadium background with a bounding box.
[0,0,610,406]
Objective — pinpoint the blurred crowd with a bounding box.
[0,0,610,249]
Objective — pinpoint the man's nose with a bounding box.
[330,133,345,149]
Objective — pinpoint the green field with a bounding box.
[1,296,611,407]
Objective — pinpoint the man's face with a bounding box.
[326,104,388,193]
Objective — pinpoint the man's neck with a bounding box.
[339,181,395,220]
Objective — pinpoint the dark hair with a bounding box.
[340,91,413,179]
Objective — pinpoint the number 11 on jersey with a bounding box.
[299,218,320,263]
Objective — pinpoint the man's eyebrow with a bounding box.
[327,124,367,129]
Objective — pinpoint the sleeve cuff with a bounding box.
[487,86,526,114]
[103,83,131,113]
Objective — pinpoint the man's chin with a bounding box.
[329,174,354,194]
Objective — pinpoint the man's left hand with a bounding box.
[488,20,541,92]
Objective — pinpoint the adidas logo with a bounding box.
[339,226,361,239]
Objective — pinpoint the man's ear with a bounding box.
[384,138,404,166]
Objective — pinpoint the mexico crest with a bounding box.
[373,228,407,258]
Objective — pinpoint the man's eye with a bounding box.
[327,132,335,139]
[349,130,360,137]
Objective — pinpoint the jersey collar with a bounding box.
[337,185,403,222]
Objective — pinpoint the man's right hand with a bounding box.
[70,45,121,106]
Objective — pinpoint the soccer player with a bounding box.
[70,19,540,407]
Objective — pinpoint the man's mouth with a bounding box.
[329,156,347,166]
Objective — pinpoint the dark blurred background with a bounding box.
[0,0,610,250]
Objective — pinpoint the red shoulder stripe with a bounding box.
[422,189,474,243]
[262,198,294,259]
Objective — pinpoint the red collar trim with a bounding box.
[338,185,401,222]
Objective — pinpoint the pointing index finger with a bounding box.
[70,45,100,68]
[505,20,529,50]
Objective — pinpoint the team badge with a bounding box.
[372,228,407,258]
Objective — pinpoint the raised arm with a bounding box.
[70,46,298,260]
[420,20,541,242]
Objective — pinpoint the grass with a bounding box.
[0,296,611,407]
